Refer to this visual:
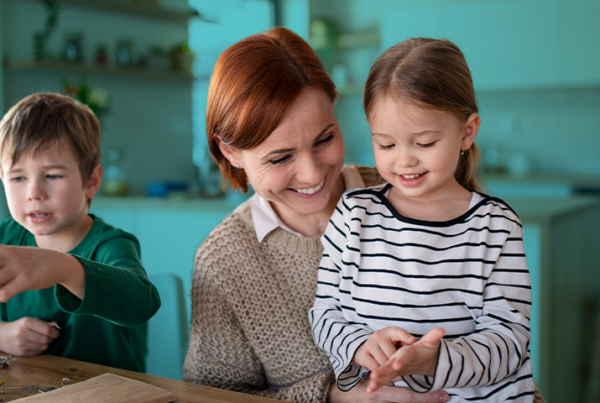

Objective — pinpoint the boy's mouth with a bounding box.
[27,211,53,223]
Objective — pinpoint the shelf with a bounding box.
[3,60,207,82]
[28,0,206,24]
[337,32,380,49]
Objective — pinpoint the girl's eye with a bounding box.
[315,133,334,146]
[418,141,436,148]
[379,144,395,150]
[269,156,291,165]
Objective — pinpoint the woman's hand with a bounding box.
[328,375,449,403]
[353,327,417,371]
[368,328,445,393]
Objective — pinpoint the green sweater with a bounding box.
[0,214,160,372]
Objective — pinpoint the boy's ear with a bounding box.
[85,165,103,199]
[215,134,242,169]
[461,113,481,151]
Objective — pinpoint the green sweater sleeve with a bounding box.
[55,235,161,327]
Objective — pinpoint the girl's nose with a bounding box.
[396,147,418,167]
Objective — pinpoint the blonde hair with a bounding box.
[0,92,101,185]
[364,38,484,193]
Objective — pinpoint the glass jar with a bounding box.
[102,148,129,196]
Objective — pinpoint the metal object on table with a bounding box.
[0,355,13,369]
[0,384,39,393]
[62,378,70,387]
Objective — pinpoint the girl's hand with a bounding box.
[353,327,417,371]
[368,327,445,394]
[0,318,60,356]
[328,375,450,403]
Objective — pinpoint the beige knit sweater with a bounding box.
[182,167,382,403]
[182,166,545,403]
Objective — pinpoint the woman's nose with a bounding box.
[295,154,324,185]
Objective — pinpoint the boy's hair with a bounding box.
[207,27,338,193]
[0,92,101,185]
[364,37,483,193]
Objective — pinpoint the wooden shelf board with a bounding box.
[338,32,380,49]
[54,0,205,24]
[4,60,206,82]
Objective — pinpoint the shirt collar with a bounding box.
[250,165,366,243]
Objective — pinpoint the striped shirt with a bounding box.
[309,183,534,402]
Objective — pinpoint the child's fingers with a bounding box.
[386,327,416,346]
[0,278,19,303]
[419,327,445,345]
[367,365,399,394]
[27,318,60,340]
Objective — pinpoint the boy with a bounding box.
[0,93,160,372]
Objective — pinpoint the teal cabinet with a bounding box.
[381,0,600,92]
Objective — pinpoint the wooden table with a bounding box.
[0,353,279,402]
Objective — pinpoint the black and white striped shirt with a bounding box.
[309,183,534,402]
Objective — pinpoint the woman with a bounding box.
[183,27,543,403]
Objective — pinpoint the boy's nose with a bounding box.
[27,180,48,201]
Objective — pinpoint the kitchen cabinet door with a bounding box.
[382,0,562,92]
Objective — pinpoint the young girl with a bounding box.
[309,38,535,402]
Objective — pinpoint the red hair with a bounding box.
[207,27,338,192]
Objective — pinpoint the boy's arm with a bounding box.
[400,222,532,393]
[309,198,374,392]
[56,234,161,327]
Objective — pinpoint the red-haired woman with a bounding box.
[182,27,450,403]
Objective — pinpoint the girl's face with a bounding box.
[369,96,479,202]
[225,88,345,219]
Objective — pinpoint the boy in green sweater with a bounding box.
[0,93,160,372]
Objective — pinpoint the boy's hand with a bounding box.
[0,318,60,356]
[353,327,417,371]
[367,327,445,394]
[0,245,86,302]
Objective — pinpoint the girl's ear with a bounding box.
[215,135,242,169]
[461,113,481,151]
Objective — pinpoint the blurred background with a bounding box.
[1,0,599,400]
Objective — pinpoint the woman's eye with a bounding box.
[315,133,334,146]
[418,141,436,148]
[379,144,395,150]
[269,156,291,165]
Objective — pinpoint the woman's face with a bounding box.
[235,89,345,218]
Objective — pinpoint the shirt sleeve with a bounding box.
[403,221,532,392]
[55,234,161,327]
[309,197,374,391]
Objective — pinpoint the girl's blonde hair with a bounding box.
[364,37,484,193]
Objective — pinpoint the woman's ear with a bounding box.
[461,113,481,151]
[215,134,241,168]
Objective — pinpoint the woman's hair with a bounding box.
[207,27,338,192]
[364,37,483,193]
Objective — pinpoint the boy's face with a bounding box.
[1,143,101,241]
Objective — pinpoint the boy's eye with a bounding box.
[11,176,25,182]
[418,141,436,148]
[269,156,291,165]
[46,174,62,179]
